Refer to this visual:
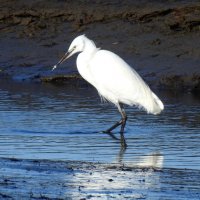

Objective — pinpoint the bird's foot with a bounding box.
[102,130,112,134]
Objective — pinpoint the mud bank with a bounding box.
[0,0,200,92]
[0,158,200,199]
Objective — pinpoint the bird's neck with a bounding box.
[84,38,97,54]
[78,38,99,64]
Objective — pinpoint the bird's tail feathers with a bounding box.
[150,92,164,115]
[135,90,164,115]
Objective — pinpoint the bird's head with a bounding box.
[52,35,86,71]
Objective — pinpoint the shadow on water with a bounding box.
[0,79,200,170]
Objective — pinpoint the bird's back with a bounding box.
[89,50,164,114]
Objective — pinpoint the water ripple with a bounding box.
[0,80,200,170]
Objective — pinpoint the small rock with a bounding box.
[37,21,47,29]
[12,17,21,25]
[20,17,33,26]
[151,38,161,45]
[0,12,7,20]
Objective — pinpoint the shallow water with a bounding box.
[0,79,200,170]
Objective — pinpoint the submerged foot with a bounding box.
[120,132,127,148]
[101,130,128,148]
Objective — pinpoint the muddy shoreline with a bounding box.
[0,0,200,93]
[1,157,200,199]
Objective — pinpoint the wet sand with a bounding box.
[1,158,200,200]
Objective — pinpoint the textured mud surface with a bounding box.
[0,158,200,200]
[0,0,200,92]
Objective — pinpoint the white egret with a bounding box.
[52,35,164,147]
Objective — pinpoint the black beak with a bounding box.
[52,50,72,71]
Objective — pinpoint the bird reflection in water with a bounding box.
[69,141,164,198]
[105,131,163,168]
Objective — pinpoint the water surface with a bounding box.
[0,79,200,170]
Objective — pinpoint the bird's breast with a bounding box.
[76,53,96,86]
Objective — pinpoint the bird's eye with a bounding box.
[73,46,76,50]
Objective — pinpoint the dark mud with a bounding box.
[0,0,200,92]
[0,158,200,200]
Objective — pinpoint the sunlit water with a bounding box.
[0,79,200,170]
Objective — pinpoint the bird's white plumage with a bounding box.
[60,35,164,115]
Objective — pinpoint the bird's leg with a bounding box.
[104,103,128,147]
[119,105,127,133]
[120,131,127,148]
[104,120,122,133]
[118,104,128,148]
[104,103,127,133]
